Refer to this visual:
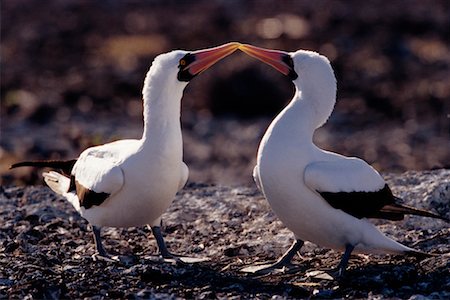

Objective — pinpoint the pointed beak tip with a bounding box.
[236,44,296,78]
[224,42,242,52]
[238,44,247,50]
[186,42,242,76]
[238,44,255,54]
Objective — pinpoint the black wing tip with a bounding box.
[10,161,31,169]
[404,249,437,259]
[10,161,41,169]
[383,203,449,222]
[9,159,77,176]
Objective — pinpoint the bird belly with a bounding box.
[262,179,353,248]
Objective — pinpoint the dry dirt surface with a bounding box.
[1,169,449,299]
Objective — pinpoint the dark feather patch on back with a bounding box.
[319,184,398,219]
[69,176,76,193]
[75,180,109,209]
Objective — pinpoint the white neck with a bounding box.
[269,70,336,144]
[283,51,337,132]
[273,90,315,142]
[140,68,187,142]
[296,76,336,130]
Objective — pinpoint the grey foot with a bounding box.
[92,226,113,259]
[306,244,355,280]
[240,240,304,275]
[91,253,119,263]
[241,261,302,275]
[150,225,209,264]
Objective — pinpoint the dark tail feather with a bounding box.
[381,202,449,222]
[404,249,437,259]
[10,159,77,176]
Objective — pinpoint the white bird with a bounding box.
[11,42,240,259]
[238,44,448,276]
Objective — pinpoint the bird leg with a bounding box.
[151,225,177,259]
[272,239,305,268]
[333,244,355,278]
[92,226,109,257]
[149,224,210,264]
[241,239,304,274]
[306,244,355,281]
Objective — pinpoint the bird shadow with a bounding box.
[87,255,311,298]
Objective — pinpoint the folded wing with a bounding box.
[304,158,401,220]
[72,151,124,209]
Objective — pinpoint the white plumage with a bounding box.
[12,43,240,258]
[239,44,447,276]
[304,158,386,194]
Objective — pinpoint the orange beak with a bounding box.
[184,42,241,76]
[239,44,298,80]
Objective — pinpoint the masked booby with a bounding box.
[11,42,240,259]
[238,44,448,277]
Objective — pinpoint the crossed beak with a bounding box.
[183,42,241,76]
[179,42,298,81]
[238,44,298,80]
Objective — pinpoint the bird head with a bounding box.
[238,44,337,128]
[143,42,241,102]
[238,44,335,86]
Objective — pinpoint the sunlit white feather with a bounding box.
[44,51,190,228]
[255,50,414,255]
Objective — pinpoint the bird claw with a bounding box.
[147,252,209,264]
[176,256,210,264]
[159,251,184,263]
[240,262,301,276]
[305,270,335,281]
[306,267,347,281]
[91,253,118,263]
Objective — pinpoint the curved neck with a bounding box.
[295,72,336,130]
[271,79,336,144]
[141,70,186,142]
[279,91,315,140]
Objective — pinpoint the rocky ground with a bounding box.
[1,169,449,299]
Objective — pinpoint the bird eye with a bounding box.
[177,53,196,81]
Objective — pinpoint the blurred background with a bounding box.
[1,0,449,186]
